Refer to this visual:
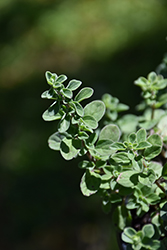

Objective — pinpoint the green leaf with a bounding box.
[112,152,131,164]
[96,140,115,156]
[56,74,67,84]
[78,131,89,140]
[136,128,146,143]
[74,87,94,102]
[148,161,162,178]
[41,88,57,99]
[80,170,101,196]
[117,171,138,187]
[48,132,66,150]
[135,141,151,150]
[113,205,132,231]
[85,133,98,146]
[81,115,98,129]
[42,101,62,121]
[58,116,70,133]
[128,133,136,144]
[60,137,81,160]
[122,227,137,243]
[144,134,162,160]
[110,142,126,150]
[66,79,82,90]
[78,160,95,169]
[118,114,138,134]
[61,88,73,99]
[117,103,129,112]
[99,124,121,142]
[157,115,167,139]
[73,101,84,116]
[45,71,58,86]
[84,100,105,122]
[162,162,167,180]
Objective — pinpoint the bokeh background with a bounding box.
[0,0,167,249]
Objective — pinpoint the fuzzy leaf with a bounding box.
[99,124,121,142]
[136,128,146,143]
[60,138,81,160]
[48,132,66,150]
[144,134,162,160]
[84,100,105,122]
[80,171,101,196]
[58,116,70,133]
[42,102,62,121]
[56,74,67,84]
[45,71,58,86]
[162,162,167,180]
[66,79,82,90]
[112,152,130,164]
[117,171,138,187]
[81,115,98,129]
[74,87,94,102]
[96,140,115,156]
[73,101,84,116]
[61,88,73,99]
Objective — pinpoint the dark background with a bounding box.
[0,0,167,249]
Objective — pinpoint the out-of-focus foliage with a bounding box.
[0,0,167,87]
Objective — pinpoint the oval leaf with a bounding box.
[84,100,105,122]
[60,137,81,160]
[74,87,94,102]
[99,124,121,142]
[66,79,82,90]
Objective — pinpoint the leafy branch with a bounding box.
[42,67,167,250]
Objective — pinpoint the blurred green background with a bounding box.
[0,0,167,249]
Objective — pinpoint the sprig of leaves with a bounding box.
[42,70,167,249]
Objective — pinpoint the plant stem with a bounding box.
[155,179,166,195]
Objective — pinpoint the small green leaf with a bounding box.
[58,116,70,133]
[78,160,95,169]
[56,74,67,84]
[118,114,138,134]
[80,170,101,196]
[128,133,136,144]
[81,115,98,129]
[112,152,131,164]
[41,88,57,99]
[45,71,58,86]
[74,87,94,102]
[48,132,66,150]
[110,142,126,150]
[135,141,151,150]
[73,101,84,116]
[66,79,82,90]
[144,134,162,160]
[99,124,121,142]
[96,140,114,156]
[42,101,62,121]
[84,100,105,122]
[122,227,137,244]
[61,88,73,99]
[60,137,81,160]
[117,171,138,187]
[162,162,167,179]
[136,128,146,143]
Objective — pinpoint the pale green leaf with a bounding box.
[84,100,105,122]
[74,87,94,102]
[66,79,82,90]
[99,124,121,142]
[60,137,81,160]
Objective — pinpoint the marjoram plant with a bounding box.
[41,55,167,250]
